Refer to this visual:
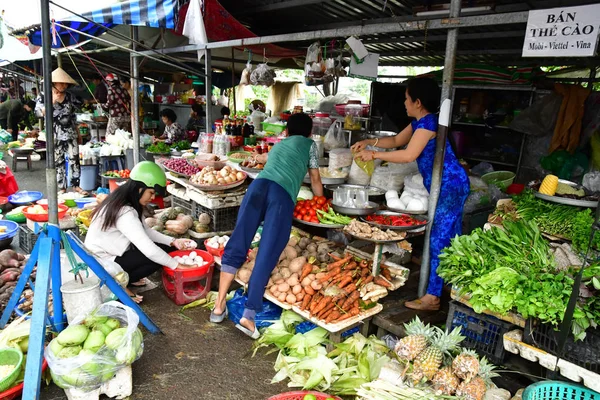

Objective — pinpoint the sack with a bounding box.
[45,302,143,391]
[324,120,347,151]
[226,288,282,328]
[0,164,18,197]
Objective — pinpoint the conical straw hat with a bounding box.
[42,67,78,85]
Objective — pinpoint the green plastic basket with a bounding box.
[0,347,24,392]
[522,381,599,400]
[481,171,516,191]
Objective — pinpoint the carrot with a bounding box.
[328,253,342,261]
[359,259,369,268]
[337,307,360,322]
[361,267,370,277]
[325,311,341,323]
[321,308,335,320]
[309,294,321,313]
[374,276,392,288]
[312,296,331,315]
[381,267,392,281]
[317,302,336,318]
[327,255,352,271]
[343,283,357,294]
[301,294,312,310]
[344,261,358,270]
[341,290,361,310]
[319,267,341,283]
[361,275,374,286]
[338,275,354,289]
[300,263,313,281]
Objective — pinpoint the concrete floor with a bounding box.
[6,154,291,400]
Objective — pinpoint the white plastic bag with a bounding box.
[250,63,276,86]
[45,302,144,391]
[324,120,347,151]
[348,160,371,185]
[240,62,253,85]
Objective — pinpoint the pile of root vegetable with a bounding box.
[235,234,405,324]
[0,250,29,310]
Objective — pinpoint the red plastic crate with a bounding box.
[162,250,214,305]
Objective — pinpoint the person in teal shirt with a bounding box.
[211,113,323,338]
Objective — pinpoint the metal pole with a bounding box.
[131,27,140,165]
[205,50,213,135]
[231,48,236,116]
[588,66,597,88]
[56,53,62,68]
[41,0,59,225]
[418,0,460,298]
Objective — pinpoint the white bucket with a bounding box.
[60,277,102,323]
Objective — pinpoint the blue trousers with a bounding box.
[221,179,294,321]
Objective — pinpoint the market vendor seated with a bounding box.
[155,108,186,145]
[211,113,323,339]
[186,103,205,134]
[85,161,196,303]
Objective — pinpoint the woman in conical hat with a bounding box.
[36,67,88,195]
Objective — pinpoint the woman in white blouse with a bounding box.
[85,161,196,303]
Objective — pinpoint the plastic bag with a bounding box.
[0,162,18,197]
[316,93,349,114]
[226,288,282,328]
[509,93,563,137]
[328,148,353,172]
[240,62,253,85]
[324,120,347,151]
[250,63,276,87]
[348,161,371,185]
[0,129,11,144]
[45,301,143,391]
[352,152,375,177]
[471,162,494,177]
[583,171,600,192]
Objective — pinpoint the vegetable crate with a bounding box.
[171,196,194,216]
[523,319,600,374]
[18,225,38,254]
[193,203,240,232]
[447,301,514,364]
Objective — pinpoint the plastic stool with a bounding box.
[11,151,33,172]
[99,155,126,175]
[162,250,214,305]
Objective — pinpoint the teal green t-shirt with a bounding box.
[257,136,317,202]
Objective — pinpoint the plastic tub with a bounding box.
[0,220,19,240]
[0,348,23,392]
[75,198,97,208]
[0,359,47,400]
[481,171,516,191]
[8,191,43,205]
[36,199,65,206]
[522,381,598,400]
[267,391,341,400]
[162,250,214,305]
[334,103,370,116]
[60,277,102,324]
[261,122,286,134]
[23,204,69,222]
[203,240,224,258]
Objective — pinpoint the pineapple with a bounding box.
[395,316,437,361]
[452,348,480,381]
[456,356,499,400]
[432,366,460,395]
[414,327,464,380]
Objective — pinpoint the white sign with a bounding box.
[522,4,600,57]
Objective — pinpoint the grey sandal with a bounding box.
[210,308,228,323]
[235,323,260,339]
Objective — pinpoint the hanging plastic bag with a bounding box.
[352,151,375,177]
[324,120,347,151]
[226,288,282,328]
[45,301,144,391]
[240,61,253,86]
[250,63,277,87]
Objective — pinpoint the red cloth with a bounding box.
[177,0,303,59]
[0,167,19,197]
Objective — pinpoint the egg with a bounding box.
[219,168,229,178]
[189,251,198,258]
[236,172,245,181]
[185,259,195,265]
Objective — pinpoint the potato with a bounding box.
[296,292,304,302]
[269,285,279,295]
[310,280,322,290]
[298,237,310,250]
[274,278,285,285]
[301,277,312,287]
[288,256,307,274]
[312,265,320,273]
[280,268,292,279]
[268,278,274,287]
[287,273,299,286]
[277,293,287,302]
[308,274,317,281]
[279,259,290,268]
[272,272,283,281]
[317,243,330,254]
[285,294,297,304]
[283,246,298,261]
[287,236,299,247]
[292,284,302,295]
[315,272,326,280]
[306,243,317,253]
[278,283,290,293]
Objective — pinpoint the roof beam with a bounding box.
[363,30,524,45]
[236,0,325,15]
[137,11,529,56]
[379,49,524,57]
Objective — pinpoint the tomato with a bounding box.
[309,209,317,217]
[310,217,319,223]
[303,215,312,222]
[297,200,305,207]
[295,204,302,212]
[316,197,326,206]
[309,200,316,207]
[327,198,333,205]
[303,207,311,215]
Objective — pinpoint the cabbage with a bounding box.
[83,315,108,328]
[57,325,90,346]
[105,328,127,350]
[93,322,112,337]
[49,339,64,356]
[115,328,143,365]
[57,345,82,359]
[297,187,314,200]
[105,318,121,330]
[83,331,105,353]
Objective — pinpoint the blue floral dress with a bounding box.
[411,114,469,297]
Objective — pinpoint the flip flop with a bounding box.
[235,323,260,339]
[209,308,228,323]
[404,298,440,311]
[130,278,149,287]
[130,294,143,304]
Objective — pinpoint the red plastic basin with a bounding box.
[268,391,341,400]
[163,249,214,278]
[0,359,48,400]
[23,204,69,222]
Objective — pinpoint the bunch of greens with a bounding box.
[438,220,600,339]
[170,141,191,151]
[147,142,171,153]
[254,311,390,395]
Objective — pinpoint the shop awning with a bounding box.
[26,0,180,48]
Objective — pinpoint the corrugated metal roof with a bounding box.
[217,0,600,67]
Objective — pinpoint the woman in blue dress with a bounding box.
[353,77,469,311]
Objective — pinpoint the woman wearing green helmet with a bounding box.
[85,161,197,303]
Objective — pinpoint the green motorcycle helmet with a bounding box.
[130,161,167,196]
